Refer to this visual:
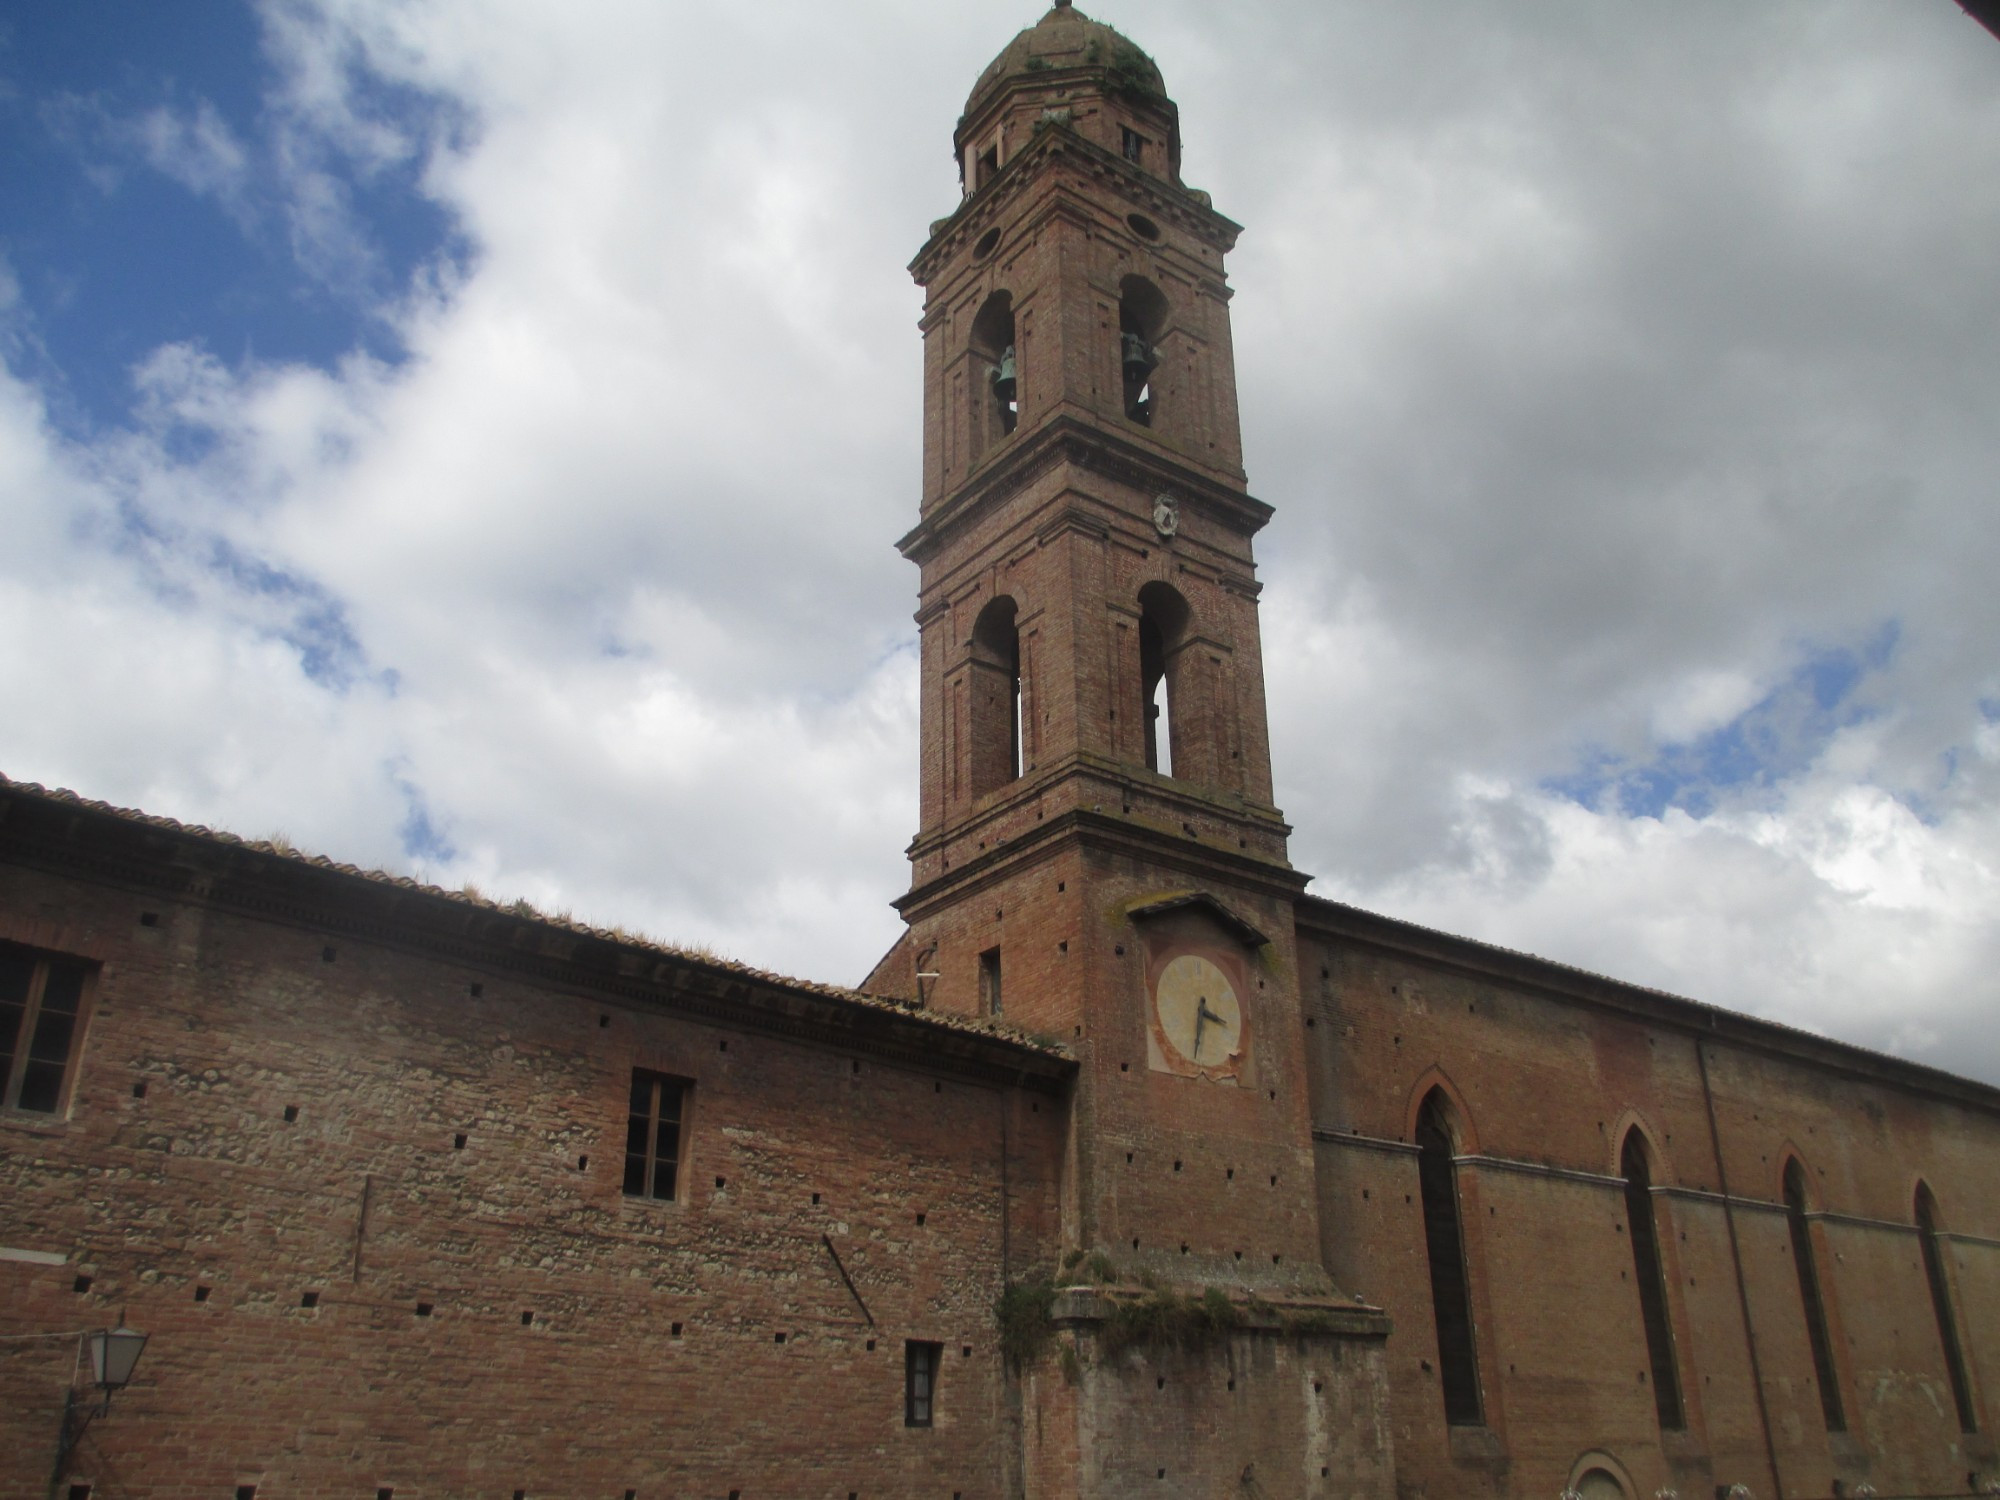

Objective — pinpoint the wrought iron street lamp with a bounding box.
[52,1320,148,1486]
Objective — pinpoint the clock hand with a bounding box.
[1192,997,1229,1062]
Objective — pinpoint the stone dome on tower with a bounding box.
[964,0,1168,119]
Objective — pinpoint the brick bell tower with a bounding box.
[891,8,1394,1494]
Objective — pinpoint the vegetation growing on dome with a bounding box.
[1081,35,1166,110]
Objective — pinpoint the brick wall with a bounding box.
[0,836,1069,1500]
[1300,903,2000,1500]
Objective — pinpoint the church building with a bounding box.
[3,8,1995,1499]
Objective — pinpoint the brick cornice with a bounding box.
[898,803,1308,924]
[912,123,1239,285]
[899,415,1269,565]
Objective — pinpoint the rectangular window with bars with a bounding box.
[904,1340,941,1428]
[0,942,93,1115]
[622,1069,688,1201]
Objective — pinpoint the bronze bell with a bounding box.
[990,345,1017,405]
[1122,331,1157,382]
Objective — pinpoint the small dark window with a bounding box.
[905,1340,942,1427]
[973,227,1001,260]
[1121,127,1147,165]
[977,146,999,187]
[978,948,1003,1017]
[0,942,93,1114]
[1127,213,1160,242]
[623,1069,688,1201]
[1783,1159,1846,1431]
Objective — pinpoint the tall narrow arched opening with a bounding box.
[1415,1089,1483,1426]
[969,595,1021,797]
[1782,1158,1847,1432]
[970,291,1018,448]
[1119,275,1168,427]
[1619,1130,1684,1430]
[1916,1184,1979,1433]
[1136,581,1189,778]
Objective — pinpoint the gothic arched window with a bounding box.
[1136,581,1189,778]
[1916,1183,1978,1433]
[1619,1130,1684,1430]
[1415,1089,1483,1426]
[969,595,1021,796]
[1782,1158,1846,1432]
[970,291,1018,447]
[1119,275,1168,427]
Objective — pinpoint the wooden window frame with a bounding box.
[622,1069,690,1203]
[978,948,1002,1018]
[0,941,95,1117]
[905,1340,942,1428]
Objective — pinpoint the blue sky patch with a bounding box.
[1546,627,1899,819]
[0,1,467,435]
[394,768,457,865]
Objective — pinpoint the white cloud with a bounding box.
[132,100,253,216]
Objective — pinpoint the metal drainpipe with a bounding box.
[1699,1031,1785,1500]
[1000,1081,1012,1284]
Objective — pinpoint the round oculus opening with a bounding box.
[973,227,1002,260]
[1127,213,1161,242]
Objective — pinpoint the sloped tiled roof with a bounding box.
[0,772,1069,1062]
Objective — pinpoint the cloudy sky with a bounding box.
[3,2,1997,1084]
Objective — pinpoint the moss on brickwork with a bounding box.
[1099,1285,1241,1357]
[996,1276,1058,1366]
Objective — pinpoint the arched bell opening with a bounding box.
[970,291,1018,447]
[1915,1183,1979,1433]
[1414,1088,1483,1427]
[969,595,1021,797]
[1618,1128,1685,1430]
[1119,275,1169,427]
[1136,581,1190,778]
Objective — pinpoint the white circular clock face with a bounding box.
[1154,954,1242,1068]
